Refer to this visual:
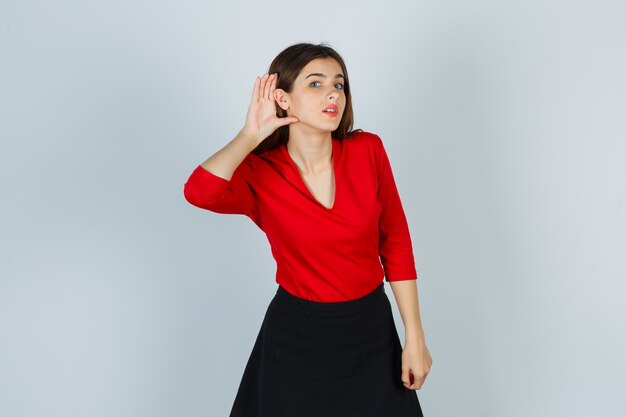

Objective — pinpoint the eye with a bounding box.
[309,80,344,90]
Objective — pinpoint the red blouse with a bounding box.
[183,130,418,302]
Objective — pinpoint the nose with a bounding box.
[326,89,338,102]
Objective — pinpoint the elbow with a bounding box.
[183,182,223,211]
[183,183,197,206]
[183,183,207,208]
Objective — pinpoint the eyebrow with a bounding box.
[305,72,345,79]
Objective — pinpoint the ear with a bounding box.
[274,89,290,111]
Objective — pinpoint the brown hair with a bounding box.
[251,42,362,155]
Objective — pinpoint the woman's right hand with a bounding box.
[242,73,299,145]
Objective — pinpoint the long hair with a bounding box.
[251,42,362,155]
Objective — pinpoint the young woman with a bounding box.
[184,42,432,417]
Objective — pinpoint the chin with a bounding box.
[299,120,341,133]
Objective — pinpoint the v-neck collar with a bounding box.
[281,138,340,211]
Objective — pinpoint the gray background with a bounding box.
[1,1,625,416]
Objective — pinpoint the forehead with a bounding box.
[296,58,343,79]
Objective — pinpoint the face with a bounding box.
[275,58,346,134]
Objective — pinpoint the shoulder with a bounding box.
[341,130,385,156]
[237,144,285,180]
[343,130,380,143]
[226,151,260,184]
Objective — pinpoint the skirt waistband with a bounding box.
[275,282,386,312]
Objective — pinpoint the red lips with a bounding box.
[323,104,339,117]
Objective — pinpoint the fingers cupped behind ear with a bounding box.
[267,73,276,100]
[269,74,277,101]
[260,74,266,100]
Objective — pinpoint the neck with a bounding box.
[286,127,333,175]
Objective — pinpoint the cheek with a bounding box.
[293,97,318,115]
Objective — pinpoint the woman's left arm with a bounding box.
[389,279,433,390]
[372,133,433,389]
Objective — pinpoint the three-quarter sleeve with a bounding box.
[183,155,261,228]
[374,135,418,282]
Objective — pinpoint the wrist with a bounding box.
[237,127,261,148]
[405,329,425,344]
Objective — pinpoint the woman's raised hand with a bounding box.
[242,73,299,145]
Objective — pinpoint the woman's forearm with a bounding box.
[388,279,425,343]
[199,128,260,181]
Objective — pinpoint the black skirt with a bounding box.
[228,282,424,417]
